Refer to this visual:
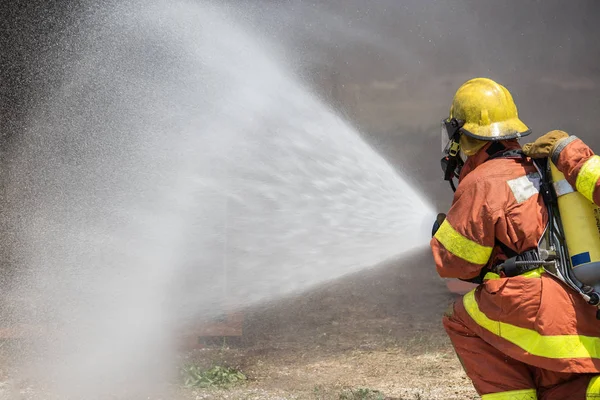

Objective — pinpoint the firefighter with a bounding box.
[431,77,600,399]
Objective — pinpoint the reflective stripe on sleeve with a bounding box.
[463,290,600,359]
[481,388,537,400]
[587,375,600,399]
[576,155,600,203]
[433,219,492,265]
[551,135,578,165]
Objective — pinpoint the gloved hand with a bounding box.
[431,213,446,237]
[522,130,569,159]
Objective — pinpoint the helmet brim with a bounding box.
[461,117,531,141]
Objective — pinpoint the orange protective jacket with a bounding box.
[431,140,547,281]
[431,137,600,398]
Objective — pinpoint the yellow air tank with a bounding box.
[550,161,600,289]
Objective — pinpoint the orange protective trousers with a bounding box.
[444,273,600,399]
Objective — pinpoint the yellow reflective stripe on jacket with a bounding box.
[484,271,501,280]
[587,375,600,399]
[521,267,545,278]
[481,388,537,399]
[464,290,600,359]
[434,220,492,265]
[483,267,545,281]
[576,155,600,202]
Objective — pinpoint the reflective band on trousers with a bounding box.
[588,375,600,399]
[463,290,600,359]
[433,220,492,265]
[481,388,537,399]
[576,155,600,203]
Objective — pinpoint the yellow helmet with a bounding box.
[449,77,531,156]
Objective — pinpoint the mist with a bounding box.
[0,0,599,398]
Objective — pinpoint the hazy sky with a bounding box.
[227,0,600,79]
[1,0,599,206]
[2,0,599,132]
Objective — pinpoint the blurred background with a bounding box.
[2,0,599,212]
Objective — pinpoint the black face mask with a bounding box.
[440,118,465,192]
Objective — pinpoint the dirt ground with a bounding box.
[0,249,478,400]
[182,250,477,400]
[182,248,478,400]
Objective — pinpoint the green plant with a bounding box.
[313,385,328,399]
[338,387,385,400]
[181,364,247,388]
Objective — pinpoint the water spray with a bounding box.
[1,1,435,397]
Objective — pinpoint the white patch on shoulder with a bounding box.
[507,173,541,204]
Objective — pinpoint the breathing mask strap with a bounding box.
[441,134,464,192]
[440,118,465,192]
